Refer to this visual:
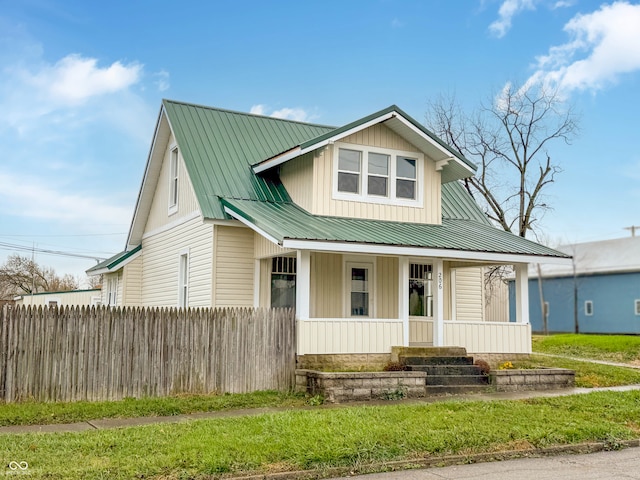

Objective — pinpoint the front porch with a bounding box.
[258,247,533,356]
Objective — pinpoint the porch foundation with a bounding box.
[297,354,391,371]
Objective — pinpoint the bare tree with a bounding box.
[426,82,579,239]
[0,254,79,298]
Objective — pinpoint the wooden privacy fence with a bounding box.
[0,305,296,403]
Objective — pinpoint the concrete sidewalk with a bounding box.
[2,384,639,436]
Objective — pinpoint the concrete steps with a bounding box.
[398,347,490,393]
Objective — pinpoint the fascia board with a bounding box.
[126,105,168,247]
[253,111,396,174]
[281,239,574,265]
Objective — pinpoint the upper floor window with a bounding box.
[333,142,422,206]
[169,146,179,214]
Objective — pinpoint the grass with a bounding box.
[1,390,640,479]
[532,334,640,363]
[515,355,640,387]
[0,390,307,427]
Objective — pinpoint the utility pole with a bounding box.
[624,226,640,237]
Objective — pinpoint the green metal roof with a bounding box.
[86,244,142,274]
[222,198,569,260]
[163,100,335,219]
[441,181,491,225]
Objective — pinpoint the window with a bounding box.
[367,152,389,196]
[48,300,58,307]
[178,252,189,308]
[334,143,422,205]
[585,300,593,316]
[346,261,374,317]
[169,147,179,213]
[271,257,296,308]
[396,156,417,199]
[106,277,118,306]
[635,300,640,316]
[409,263,433,316]
[337,148,361,194]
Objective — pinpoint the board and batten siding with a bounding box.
[145,132,200,233]
[310,252,343,318]
[280,124,442,224]
[297,319,404,354]
[452,267,485,321]
[141,216,213,307]
[312,124,441,223]
[122,254,143,307]
[376,256,398,318]
[443,321,531,354]
[214,225,255,307]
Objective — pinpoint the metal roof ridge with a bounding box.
[162,99,336,129]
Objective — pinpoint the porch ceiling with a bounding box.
[221,198,571,264]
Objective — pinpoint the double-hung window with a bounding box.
[345,261,374,317]
[169,147,179,214]
[337,148,361,194]
[178,251,189,308]
[636,300,640,316]
[334,142,422,205]
[584,300,593,316]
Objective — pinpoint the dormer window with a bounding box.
[333,142,422,206]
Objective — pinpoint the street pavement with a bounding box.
[329,447,640,480]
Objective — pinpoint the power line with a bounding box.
[0,241,108,262]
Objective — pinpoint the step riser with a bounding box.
[427,375,489,386]
[401,356,473,366]
[407,365,482,376]
[425,385,491,395]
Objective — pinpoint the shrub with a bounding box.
[474,359,491,376]
[383,361,407,371]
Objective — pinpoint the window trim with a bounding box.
[343,257,376,318]
[332,142,423,207]
[585,300,593,316]
[168,145,179,215]
[178,249,189,308]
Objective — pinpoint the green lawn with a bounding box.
[532,334,640,363]
[0,391,306,427]
[2,391,639,479]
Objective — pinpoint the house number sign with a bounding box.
[438,272,443,290]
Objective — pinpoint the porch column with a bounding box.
[515,263,530,324]
[433,258,444,346]
[398,256,409,346]
[296,250,310,320]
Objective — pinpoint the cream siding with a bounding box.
[259,258,271,307]
[214,225,255,307]
[121,255,143,306]
[484,273,509,322]
[145,133,200,233]
[16,289,102,307]
[443,321,531,354]
[409,318,434,345]
[311,124,441,223]
[297,319,403,354]
[141,216,213,307]
[452,267,485,321]
[279,153,314,212]
[254,232,293,259]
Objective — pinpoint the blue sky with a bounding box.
[1,0,639,283]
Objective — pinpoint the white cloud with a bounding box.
[527,1,640,93]
[0,173,131,227]
[489,0,537,38]
[153,70,170,92]
[249,104,314,122]
[41,54,141,104]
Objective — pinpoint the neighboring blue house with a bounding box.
[509,236,640,334]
